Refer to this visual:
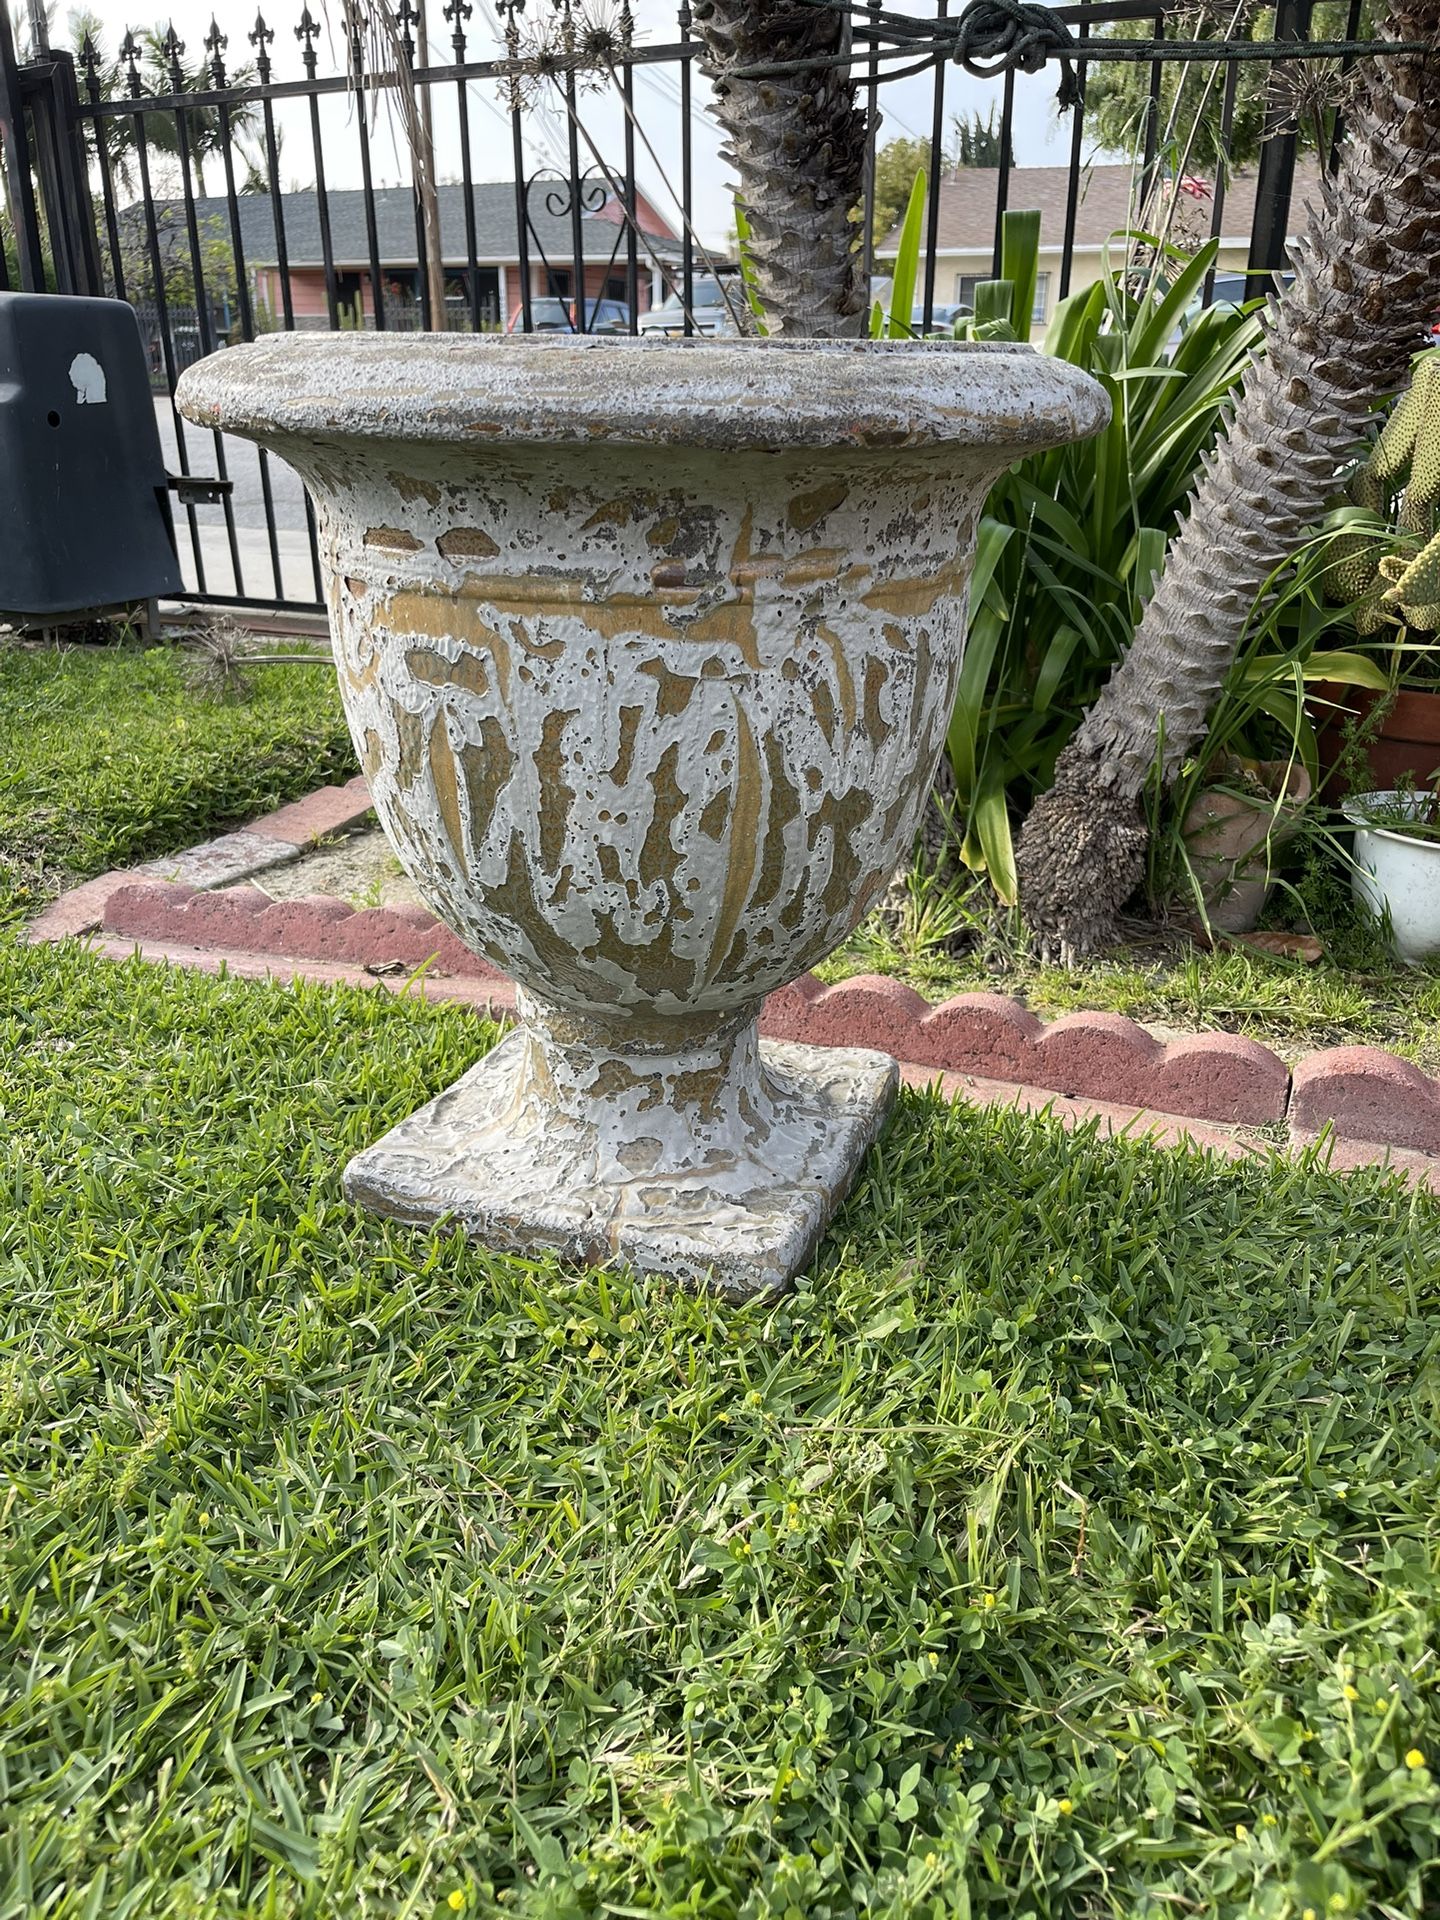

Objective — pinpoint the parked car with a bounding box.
[507,297,632,334]
[909,302,968,337]
[637,274,745,336]
[1179,268,1294,330]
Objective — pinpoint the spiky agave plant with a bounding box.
[1016,0,1440,960]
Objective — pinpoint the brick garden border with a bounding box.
[26,775,1440,1182]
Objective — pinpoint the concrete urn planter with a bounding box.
[178,335,1106,1293]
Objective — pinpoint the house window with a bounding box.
[955,269,1050,324]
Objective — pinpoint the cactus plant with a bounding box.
[1319,350,1440,636]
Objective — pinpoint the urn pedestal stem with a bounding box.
[343,990,898,1294]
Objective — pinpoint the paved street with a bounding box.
[154,398,320,606]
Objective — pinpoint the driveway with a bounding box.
[154,397,320,607]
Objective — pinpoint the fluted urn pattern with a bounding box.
[178,335,1106,1292]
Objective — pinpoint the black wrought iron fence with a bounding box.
[0,0,1411,614]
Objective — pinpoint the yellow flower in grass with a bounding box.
[1057,1798,1074,1815]
[447,1892,466,1912]
[1343,1684,1359,1702]
[1405,1747,1426,1769]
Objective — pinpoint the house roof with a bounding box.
[130,182,683,270]
[876,161,1325,256]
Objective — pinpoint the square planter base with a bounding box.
[342,1031,899,1296]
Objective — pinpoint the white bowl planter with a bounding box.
[177,334,1106,1293]
[1342,790,1440,964]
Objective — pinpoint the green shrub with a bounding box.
[946,219,1260,900]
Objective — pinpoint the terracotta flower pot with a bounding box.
[177,335,1106,1292]
[1312,681,1440,797]
[1182,754,1312,932]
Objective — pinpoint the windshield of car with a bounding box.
[658,277,736,311]
[1200,270,1294,308]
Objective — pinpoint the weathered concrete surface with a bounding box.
[175,332,1108,456]
[177,335,1107,1291]
[257,825,423,910]
[136,828,300,889]
[344,1025,898,1295]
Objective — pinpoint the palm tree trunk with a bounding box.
[694,1,868,337]
[1016,1,1440,960]
[413,0,445,330]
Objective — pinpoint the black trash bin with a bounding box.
[0,291,185,620]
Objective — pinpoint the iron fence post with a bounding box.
[0,4,48,289]
[28,50,104,295]
[9,0,1410,622]
[1247,0,1316,295]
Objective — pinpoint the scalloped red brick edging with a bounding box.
[24,755,1440,1169]
[102,880,503,983]
[762,975,1289,1124]
[93,878,1293,1128]
[1291,1047,1440,1156]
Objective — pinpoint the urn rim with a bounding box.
[175,332,1109,455]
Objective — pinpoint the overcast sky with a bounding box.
[36,0,1104,245]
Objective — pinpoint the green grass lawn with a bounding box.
[0,640,354,925]
[3,940,1437,1919]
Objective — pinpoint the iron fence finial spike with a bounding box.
[296,1,320,73]
[249,7,274,78]
[204,15,228,83]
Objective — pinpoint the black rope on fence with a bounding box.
[727,0,1433,97]
[949,0,1083,106]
